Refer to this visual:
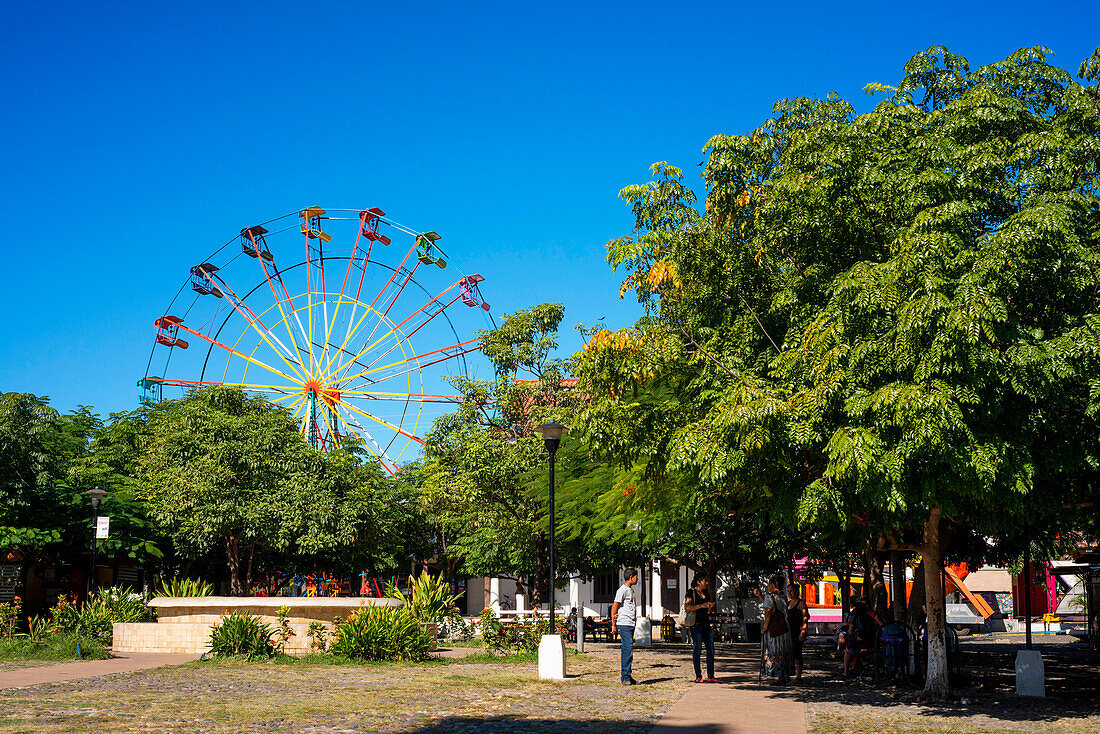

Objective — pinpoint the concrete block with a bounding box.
[635,617,652,647]
[1015,649,1045,697]
[537,634,567,680]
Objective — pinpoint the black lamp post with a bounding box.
[534,420,568,635]
[84,487,107,596]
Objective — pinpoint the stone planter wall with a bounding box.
[113,596,402,655]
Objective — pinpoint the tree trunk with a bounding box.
[889,550,908,621]
[226,535,243,595]
[863,542,889,622]
[922,507,950,699]
[245,542,256,592]
[907,559,927,628]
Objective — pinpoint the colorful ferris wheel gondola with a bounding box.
[140,206,494,474]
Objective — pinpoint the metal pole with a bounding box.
[89,504,99,597]
[548,446,556,635]
[1024,549,1033,650]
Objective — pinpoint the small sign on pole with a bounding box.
[95,516,110,539]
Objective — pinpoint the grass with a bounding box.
[0,646,666,733]
[197,648,548,667]
[0,634,112,661]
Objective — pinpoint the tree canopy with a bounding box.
[138,386,412,593]
[575,44,1100,697]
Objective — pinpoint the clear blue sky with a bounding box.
[1,0,1096,417]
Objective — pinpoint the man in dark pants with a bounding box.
[610,568,639,685]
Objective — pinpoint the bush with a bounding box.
[156,577,213,597]
[443,615,475,642]
[386,572,463,624]
[51,588,151,646]
[208,611,275,659]
[0,597,21,638]
[307,620,331,652]
[477,609,551,654]
[329,606,431,662]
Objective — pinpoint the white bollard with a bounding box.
[538,634,567,680]
[1015,649,1045,697]
[635,616,652,647]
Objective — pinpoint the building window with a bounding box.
[593,572,618,604]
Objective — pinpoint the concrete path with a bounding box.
[0,652,199,689]
[650,645,806,734]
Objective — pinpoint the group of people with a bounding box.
[608,569,811,686]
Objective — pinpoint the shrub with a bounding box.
[307,620,331,652]
[208,611,275,659]
[385,572,463,624]
[51,588,151,646]
[0,597,21,638]
[23,615,52,645]
[443,615,475,642]
[476,609,550,654]
[329,606,430,662]
[273,606,295,654]
[156,577,213,597]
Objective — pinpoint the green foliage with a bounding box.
[23,615,52,645]
[476,608,551,654]
[577,44,1100,697]
[139,386,409,593]
[385,572,463,625]
[328,606,431,662]
[208,611,276,659]
[307,620,331,652]
[418,305,640,602]
[0,633,111,661]
[273,606,295,654]
[444,615,475,642]
[51,588,152,645]
[155,577,214,597]
[0,596,21,638]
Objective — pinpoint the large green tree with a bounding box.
[418,304,642,605]
[577,45,1100,697]
[139,387,405,594]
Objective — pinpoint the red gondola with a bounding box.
[154,315,189,349]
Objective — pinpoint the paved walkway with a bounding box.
[651,645,806,734]
[0,652,199,689]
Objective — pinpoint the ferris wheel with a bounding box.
[139,206,493,474]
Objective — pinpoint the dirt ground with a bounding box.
[800,633,1100,734]
[0,642,695,734]
[1,635,1097,733]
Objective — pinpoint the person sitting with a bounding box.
[842,600,878,677]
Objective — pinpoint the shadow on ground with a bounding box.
[401,719,718,733]
[708,636,1100,727]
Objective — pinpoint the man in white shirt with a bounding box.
[610,568,639,685]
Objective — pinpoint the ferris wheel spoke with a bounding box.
[332,395,425,446]
[252,247,316,382]
[335,389,466,404]
[177,322,304,387]
[323,281,463,383]
[328,404,397,475]
[335,337,480,387]
[338,263,425,379]
[204,271,309,381]
[326,232,423,380]
[318,224,365,378]
[148,378,299,395]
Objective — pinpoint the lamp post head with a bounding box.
[84,487,107,511]
[534,420,569,454]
